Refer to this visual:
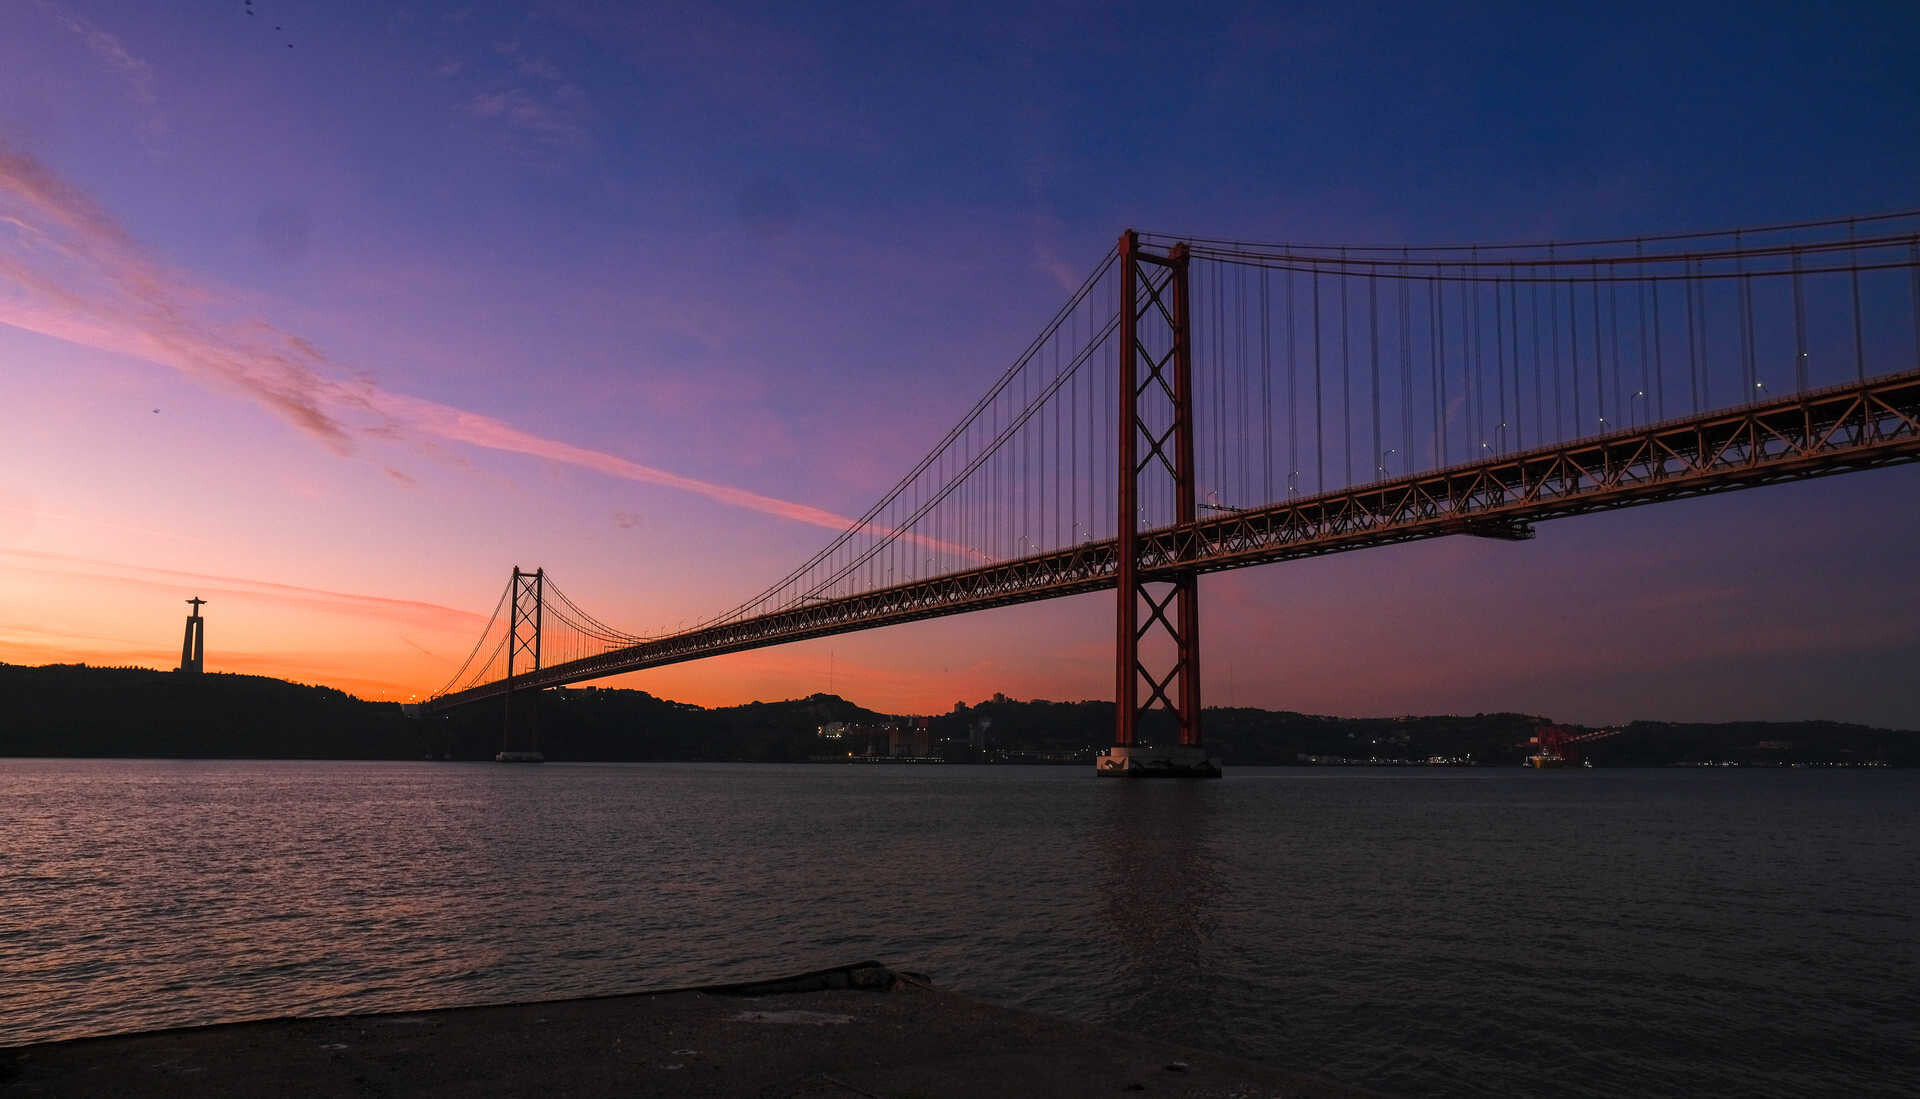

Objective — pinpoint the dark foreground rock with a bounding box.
[2,962,1376,1097]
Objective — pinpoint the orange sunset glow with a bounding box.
[3,2,1917,730]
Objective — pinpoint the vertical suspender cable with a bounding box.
[1736,230,1752,401]
[1651,260,1665,421]
[1369,273,1380,476]
[1340,250,1351,487]
[1239,264,1249,505]
[1530,272,1543,441]
[1287,267,1297,494]
[1465,272,1478,451]
[1635,241,1650,423]
[1083,297,1091,540]
[1509,266,1522,449]
[1108,272,1117,536]
[1910,236,1920,378]
[1684,258,1699,413]
[1551,263,1563,441]
[1436,272,1449,465]
[1793,248,1807,393]
[1025,342,1034,552]
[1314,269,1324,492]
[1429,275,1441,467]
[1570,274,1582,434]
[1089,285,1097,542]
[1609,264,1623,422]
[1591,262,1605,428]
[1114,269,1120,537]
[1400,256,1413,474]
[1494,273,1507,452]
[1850,218,1865,382]
[1217,261,1228,501]
[1696,255,1711,411]
[1262,267,1273,502]
[1216,261,1227,502]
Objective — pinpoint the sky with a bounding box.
[2,0,1918,727]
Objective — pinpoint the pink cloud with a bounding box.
[361,388,861,531]
[0,143,873,536]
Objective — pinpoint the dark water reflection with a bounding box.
[1095,781,1225,1034]
[1,760,1915,1098]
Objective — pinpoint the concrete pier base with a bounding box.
[1095,745,1223,777]
[2,962,1366,1097]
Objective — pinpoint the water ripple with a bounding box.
[0,760,1914,1097]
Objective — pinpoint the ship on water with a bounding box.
[1095,745,1222,778]
[1526,747,1583,769]
[1526,725,1601,768]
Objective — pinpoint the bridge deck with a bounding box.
[423,368,1920,712]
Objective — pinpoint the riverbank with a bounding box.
[1,962,1374,1097]
[12,663,1907,766]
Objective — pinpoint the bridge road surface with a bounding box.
[2,963,1377,1098]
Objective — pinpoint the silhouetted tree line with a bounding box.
[2,663,1912,765]
[426,687,891,761]
[1,664,411,758]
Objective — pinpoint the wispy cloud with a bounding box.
[467,85,590,151]
[0,547,491,627]
[1031,239,1082,296]
[0,144,868,535]
[450,36,593,157]
[358,387,860,530]
[38,1,155,107]
[515,55,567,82]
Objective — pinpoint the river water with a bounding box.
[1,760,1914,1096]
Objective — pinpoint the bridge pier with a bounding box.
[1103,231,1219,778]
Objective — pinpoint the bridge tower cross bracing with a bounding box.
[1109,230,1213,775]
[500,566,545,760]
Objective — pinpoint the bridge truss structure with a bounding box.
[423,212,1920,755]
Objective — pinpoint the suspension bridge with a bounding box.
[422,211,1920,774]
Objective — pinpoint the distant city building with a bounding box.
[818,720,903,755]
[889,718,931,757]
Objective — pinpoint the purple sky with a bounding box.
[2,0,1917,726]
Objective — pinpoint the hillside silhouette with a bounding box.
[2,663,1912,765]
